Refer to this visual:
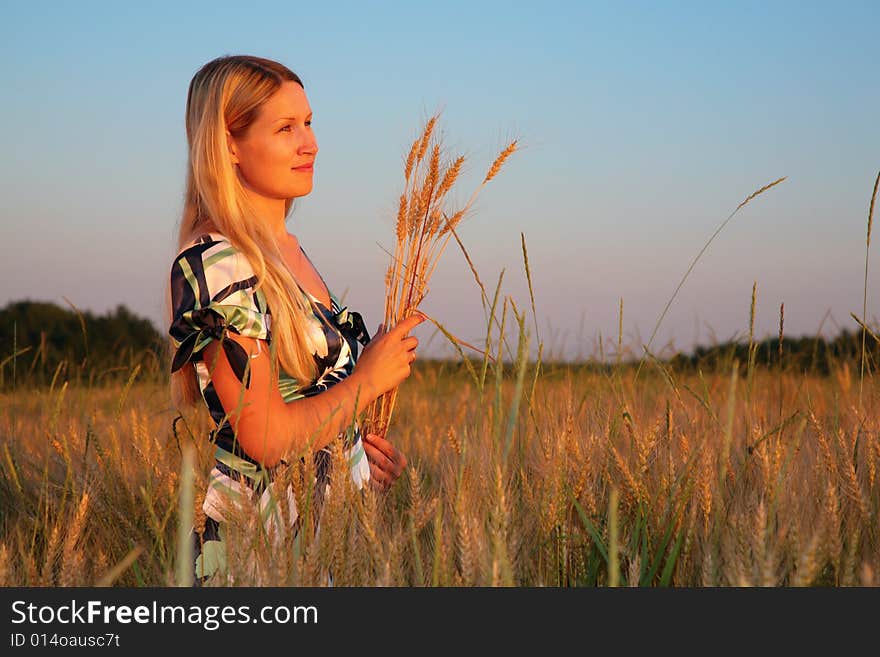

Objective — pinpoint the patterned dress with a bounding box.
[168,232,372,584]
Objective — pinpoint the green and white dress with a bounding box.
[168,232,372,584]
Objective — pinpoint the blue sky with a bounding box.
[1,1,878,361]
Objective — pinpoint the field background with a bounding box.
[2,315,877,586]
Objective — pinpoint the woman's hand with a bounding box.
[363,432,408,492]
[353,312,425,399]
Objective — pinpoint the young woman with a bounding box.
[167,55,424,584]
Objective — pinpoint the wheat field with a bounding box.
[1,326,877,586]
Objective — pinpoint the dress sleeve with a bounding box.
[168,239,270,389]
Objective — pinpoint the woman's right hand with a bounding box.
[353,311,426,398]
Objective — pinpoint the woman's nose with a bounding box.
[301,135,318,155]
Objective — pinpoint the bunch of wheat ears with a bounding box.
[362,112,518,438]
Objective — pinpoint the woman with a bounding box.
[167,55,423,584]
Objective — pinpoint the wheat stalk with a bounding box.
[364,114,518,437]
[634,176,786,383]
[859,170,879,407]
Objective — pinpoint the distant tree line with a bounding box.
[0,300,167,388]
[666,329,879,376]
[1,300,878,389]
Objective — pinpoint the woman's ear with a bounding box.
[225,130,239,165]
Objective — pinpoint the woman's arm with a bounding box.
[202,312,424,467]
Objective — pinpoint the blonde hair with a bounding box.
[169,54,322,407]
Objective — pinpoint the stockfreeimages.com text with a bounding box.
[11,600,317,631]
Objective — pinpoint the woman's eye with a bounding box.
[279,121,311,132]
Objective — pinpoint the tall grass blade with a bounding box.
[859,170,879,408]
[635,177,786,382]
[502,311,530,468]
[608,487,619,587]
[175,444,195,587]
[96,546,144,587]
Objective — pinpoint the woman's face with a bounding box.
[227,80,318,201]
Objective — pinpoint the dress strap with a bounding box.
[214,445,270,490]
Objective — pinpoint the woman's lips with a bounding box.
[292,163,314,171]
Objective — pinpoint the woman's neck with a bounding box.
[241,189,289,243]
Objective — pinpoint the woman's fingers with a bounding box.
[364,433,399,462]
[391,313,426,339]
[364,433,407,488]
[369,462,391,491]
[363,438,395,471]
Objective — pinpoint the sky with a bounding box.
[1,0,878,362]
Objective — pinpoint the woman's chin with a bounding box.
[287,183,314,198]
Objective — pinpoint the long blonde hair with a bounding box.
[169,55,321,407]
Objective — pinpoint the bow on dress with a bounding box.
[331,306,372,349]
[170,308,253,388]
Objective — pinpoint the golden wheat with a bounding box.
[364,113,518,439]
[1,322,877,587]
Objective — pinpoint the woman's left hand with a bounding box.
[363,432,407,492]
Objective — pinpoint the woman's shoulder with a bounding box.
[172,232,260,293]
[168,230,271,376]
[173,231,234,261]
[169,231,268,320]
